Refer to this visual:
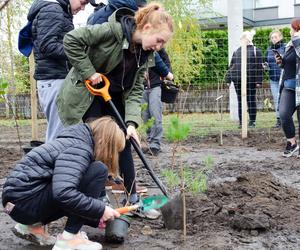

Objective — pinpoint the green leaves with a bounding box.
[165,116,190,142]
[0,79,8,95]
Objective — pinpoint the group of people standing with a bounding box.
[2,1,173,250]
[226,18,300,158]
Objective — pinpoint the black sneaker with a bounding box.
[248,121,256,128]
[273,118,281,129]
[149,148,160,156]
[283,142,299,157]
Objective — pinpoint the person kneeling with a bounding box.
[2,116,125,250]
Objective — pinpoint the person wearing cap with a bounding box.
[23,0,89,142]
[226,30,263,128]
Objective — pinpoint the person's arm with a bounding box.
[37,5,70,60]
[292,33,300,58]
[63,23,111,80]
[52,146,106,221]
[152,53,172,79]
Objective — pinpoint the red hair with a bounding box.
[291,17,300,32]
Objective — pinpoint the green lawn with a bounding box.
[163,112,278,136]
[0,112,283,137]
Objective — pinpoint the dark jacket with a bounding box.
[28,0,73,80]
[2,124,106,221]
[265,40,285,82]
[278,37,300,107]
[226,45,263,86]
[145,48,171,89]
[87,0,170,78]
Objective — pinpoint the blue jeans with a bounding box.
[141,86,163,150]
[270,80,280,118]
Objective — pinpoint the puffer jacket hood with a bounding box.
[108,0,139,10]
[57,123,94,146]
[28,0,70,21]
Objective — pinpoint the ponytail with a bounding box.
[135,2,173,33]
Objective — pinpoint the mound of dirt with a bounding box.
[186,172,300,235]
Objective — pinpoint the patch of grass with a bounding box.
[163,111,279,137]
[0,119,46,127]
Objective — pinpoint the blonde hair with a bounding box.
[89,117,125,177]
[269,29,283,41]
[135,2,173,33]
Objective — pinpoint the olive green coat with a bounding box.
[56,8,155,126]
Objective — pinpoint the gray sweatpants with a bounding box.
[141,86,163,150]
[37,79,65,142]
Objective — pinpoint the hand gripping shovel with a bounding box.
[85,75,168,197]
[115,195,168,214]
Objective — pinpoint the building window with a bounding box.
[296,0,300,4]
[255,0,278,8]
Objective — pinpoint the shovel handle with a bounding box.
[115,204,140,214]
[85,74,111,102]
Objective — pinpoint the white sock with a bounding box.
[62,230,76,240]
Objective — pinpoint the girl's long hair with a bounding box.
[89,117,125,177]
[291,17,300,32]
[135,2,173,33]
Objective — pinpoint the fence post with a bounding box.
[29,53,38,140]
[241,40,248,138]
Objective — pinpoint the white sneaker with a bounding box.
[12,223,56,246]
[52,231,102,250]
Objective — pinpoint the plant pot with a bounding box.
[22,140,44,154]
[105,215,131,243]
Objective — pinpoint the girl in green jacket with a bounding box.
[57,2,173,214]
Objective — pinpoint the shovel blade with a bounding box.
[141,195,168,212]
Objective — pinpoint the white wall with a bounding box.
[278,0,294,18]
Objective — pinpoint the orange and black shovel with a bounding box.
[85,75,168,197]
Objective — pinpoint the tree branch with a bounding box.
[0,0,11,12]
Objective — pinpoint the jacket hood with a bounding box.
[28,0,70,21]
[108,0,138,11]
[57,123,94,146]
[108,7,135,44]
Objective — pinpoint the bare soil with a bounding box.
[0,125,300,250]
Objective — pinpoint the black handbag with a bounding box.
[161,80,179,103]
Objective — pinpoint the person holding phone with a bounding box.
[275,18,300,157]
[263,30,285,128]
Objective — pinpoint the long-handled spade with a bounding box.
[85,75,168,197]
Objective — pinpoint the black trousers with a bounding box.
[279,88,300,139]
[83,93,136,194]
[8,161,107,234]
[235,84,257,123]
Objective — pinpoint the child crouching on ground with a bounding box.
[2,116,124,250]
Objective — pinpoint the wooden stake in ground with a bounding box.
[241,41,248,138]
[29,53,38,140]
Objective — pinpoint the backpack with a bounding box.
[18,20,33,57]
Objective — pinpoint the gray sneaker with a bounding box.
[283,142,299,157]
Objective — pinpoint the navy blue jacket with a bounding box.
[2,124,106,222]
[87,0,170,77]
[27,0,73,80]
[265,41,285,82]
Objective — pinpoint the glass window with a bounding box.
[255,0,278,8]
[296,0,300,4]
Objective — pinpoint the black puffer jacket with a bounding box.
[2,124,106,221]
[28,0,73,80]
[226,45,263,87]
